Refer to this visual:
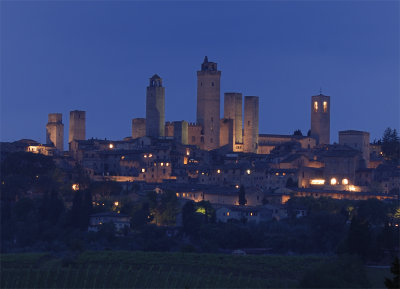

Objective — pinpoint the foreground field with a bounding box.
[0,251,390,288]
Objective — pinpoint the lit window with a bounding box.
[121,156,125,160]
[310,179,325,185]
[114,201,119,206]
[342,178,349,185]
[148,154,153,158]
[144,155,147,158]
[235,185,239,189]
[227,212,230,216]
[176,193,179,197]
[246,169,251,175]
[141,168,145,173]
[323,101,327,113]
[166,163,169,166]
[161,162,164,166]
[217,169,221,174]
[330,178,337,185]
[275,172,279,176]
[314,101,318,112]
[109,144,114,149]
[72,184,79,191]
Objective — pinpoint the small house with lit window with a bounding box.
[88,212,131,233]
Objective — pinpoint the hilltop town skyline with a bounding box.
[1,1,399,147]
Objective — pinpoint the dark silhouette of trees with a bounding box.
[293,129,303,136]
[385,257,400,289]
[382,128,400,162]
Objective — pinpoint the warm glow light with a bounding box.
[109,144,114,149]
[227,212,230,216]
[314,101,318,112]
[283,173,286,176]
[349,185,356,191]
[201,172,205,175]
[176,193,179,197]
[148,154,153,158]
[217,169,221,174]
[235,185,239,189]
[114,201,119,206]
[144,154,147,158]
[186,149,190,156]
[275,173,279,176]
[310,179,325,185]
[121,156,125,160]
[166,163,169,166]
[342,178,349,185]
[161,162,164,166]
[250,212,253,216]
[72,184,79,191]
[141,168,145,173]
[323,101,327,113]
[330,178,337,185]
[246,169,251,175]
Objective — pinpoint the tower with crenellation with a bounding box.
[46,113,64,151]
[197,56,221,150]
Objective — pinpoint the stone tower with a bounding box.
[69,110,86,143]
[146,74,165,138]
[197,56,221,150]
[310,93,330,145]
[243,96,259,153]
[46,113,64,151]
[224,92,243,144]
[132,118,146,139]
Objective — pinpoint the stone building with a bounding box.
[46,113,64,151]
[197,56,221,150]
[69,110,86,144]
[243,96,259,153]
[146,74,165,138]
[339,130,370,166]
[132,118,146,139]
[310,93,330,145]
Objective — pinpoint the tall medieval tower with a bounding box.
[243,96,259,153]
[224,92,243,144]
[46,113,64,151]
[310,93,330,145]
[69,110,86,143]
[197,56,221,150]
[146,74,165,138]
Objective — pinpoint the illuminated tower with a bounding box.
[146,74,165,138]
[46,113,64,151]
[69,110,86,143]
[243,96,259,153]
[224,92,243,144]
[197,56,221,150]
[310,93,330,145]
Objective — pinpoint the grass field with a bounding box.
[0,251,390,288]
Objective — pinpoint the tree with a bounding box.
[382,128,400,162]
[385,257,400,289]
[293,129,303,136]
[346,216,371,259]
[238,185,247,206]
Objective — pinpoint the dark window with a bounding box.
[192,136,195,142]
[211,82,214,86]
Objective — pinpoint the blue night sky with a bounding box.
[1,1,399,148]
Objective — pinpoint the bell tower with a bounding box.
[146,74,165,138]
[310,93,330,145]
